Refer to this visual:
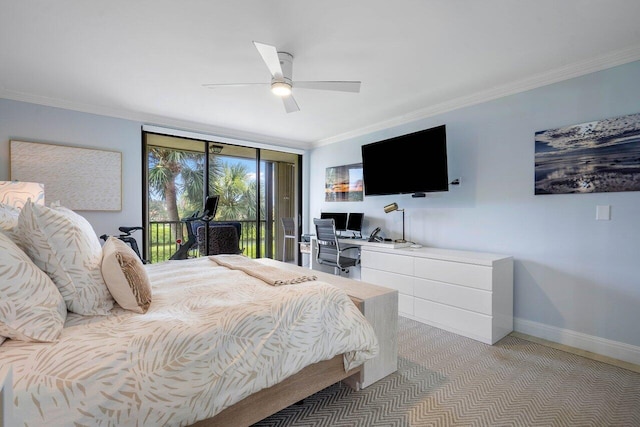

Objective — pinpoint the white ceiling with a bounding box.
[2,1,640,150]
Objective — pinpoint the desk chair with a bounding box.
[281,217,296,262]
[313,218,360,275]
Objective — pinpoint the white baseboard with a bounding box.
[514,317,640,366]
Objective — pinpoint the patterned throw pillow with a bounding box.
[0,202,20,241]
[101,237,152,314]
[17,201,113,315]
[0,232,67,342]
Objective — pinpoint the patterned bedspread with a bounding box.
[1,257,378,426]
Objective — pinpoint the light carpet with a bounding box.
[255,317,640,426]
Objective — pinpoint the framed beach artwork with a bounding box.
[325,163,363,202]
[534,112,640,194]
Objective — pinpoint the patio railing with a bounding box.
[149,220,268,264]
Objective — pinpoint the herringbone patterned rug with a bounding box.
[255,317,640,426]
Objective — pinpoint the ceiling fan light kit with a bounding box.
[271,81,292,97]
[203,41,361,113]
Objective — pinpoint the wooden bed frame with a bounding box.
[192,355,361,427]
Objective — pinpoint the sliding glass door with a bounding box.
[142,132,301,263]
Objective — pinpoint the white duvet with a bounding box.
[1,257,378,426]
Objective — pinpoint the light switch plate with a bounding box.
[596,205,611,221]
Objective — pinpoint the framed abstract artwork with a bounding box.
[535,112,640,194]
[10,140,122,211]
[325,163,363,202]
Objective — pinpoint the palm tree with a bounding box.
[148,148,197,222]
[215,162,254,220]
[148,148,224,221]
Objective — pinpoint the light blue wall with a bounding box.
[0,99,143,238]
[309,61,640,348]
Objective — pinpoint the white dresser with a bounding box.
[361,246,513,345]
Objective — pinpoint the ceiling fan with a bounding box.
[203,41,361,113]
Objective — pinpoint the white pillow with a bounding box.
[0,232,67,342]
[18,201,114,315]
[0,202,20,241]
[101,237,152,314]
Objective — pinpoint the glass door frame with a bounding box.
[141,128,302,264]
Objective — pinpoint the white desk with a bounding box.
[307,237,410,277]
[338,238,412,250]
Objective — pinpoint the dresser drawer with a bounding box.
[398,294,413,317]
[362,268,413,296]
[413,298,493,344]
[361,250,413,275]
[414,257,493,291]
[413,277,492,315]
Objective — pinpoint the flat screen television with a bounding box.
[320,212,348,231]
[361,124,448,197]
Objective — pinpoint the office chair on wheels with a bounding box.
[313,218,360,275]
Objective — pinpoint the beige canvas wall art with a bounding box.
[10,140,122,211]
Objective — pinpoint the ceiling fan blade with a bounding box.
[253,41,283,79]
[282,95,300,113]
[202,83,268,88]
[294,81,361,93]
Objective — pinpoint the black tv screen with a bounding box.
[361,124,448,196]
[320,212,348,231]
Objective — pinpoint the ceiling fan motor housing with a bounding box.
[275,51,294,86]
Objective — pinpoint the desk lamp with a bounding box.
[383,202,406,243]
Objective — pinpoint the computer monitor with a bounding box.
[346,212,364,237]
[320,212,348,231]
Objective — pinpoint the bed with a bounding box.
[0,199,382,427]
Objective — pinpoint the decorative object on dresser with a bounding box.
[361,245,513,345]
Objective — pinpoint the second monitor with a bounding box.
[320,212,364,238]
[346,212,364,238]
[320,212,348,231]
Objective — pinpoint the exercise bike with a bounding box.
[103,196,220,262]
[99,226,148,264]
[169,195,220,260]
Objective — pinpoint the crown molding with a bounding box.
[314,45,640,147]
[0,89,308,151]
